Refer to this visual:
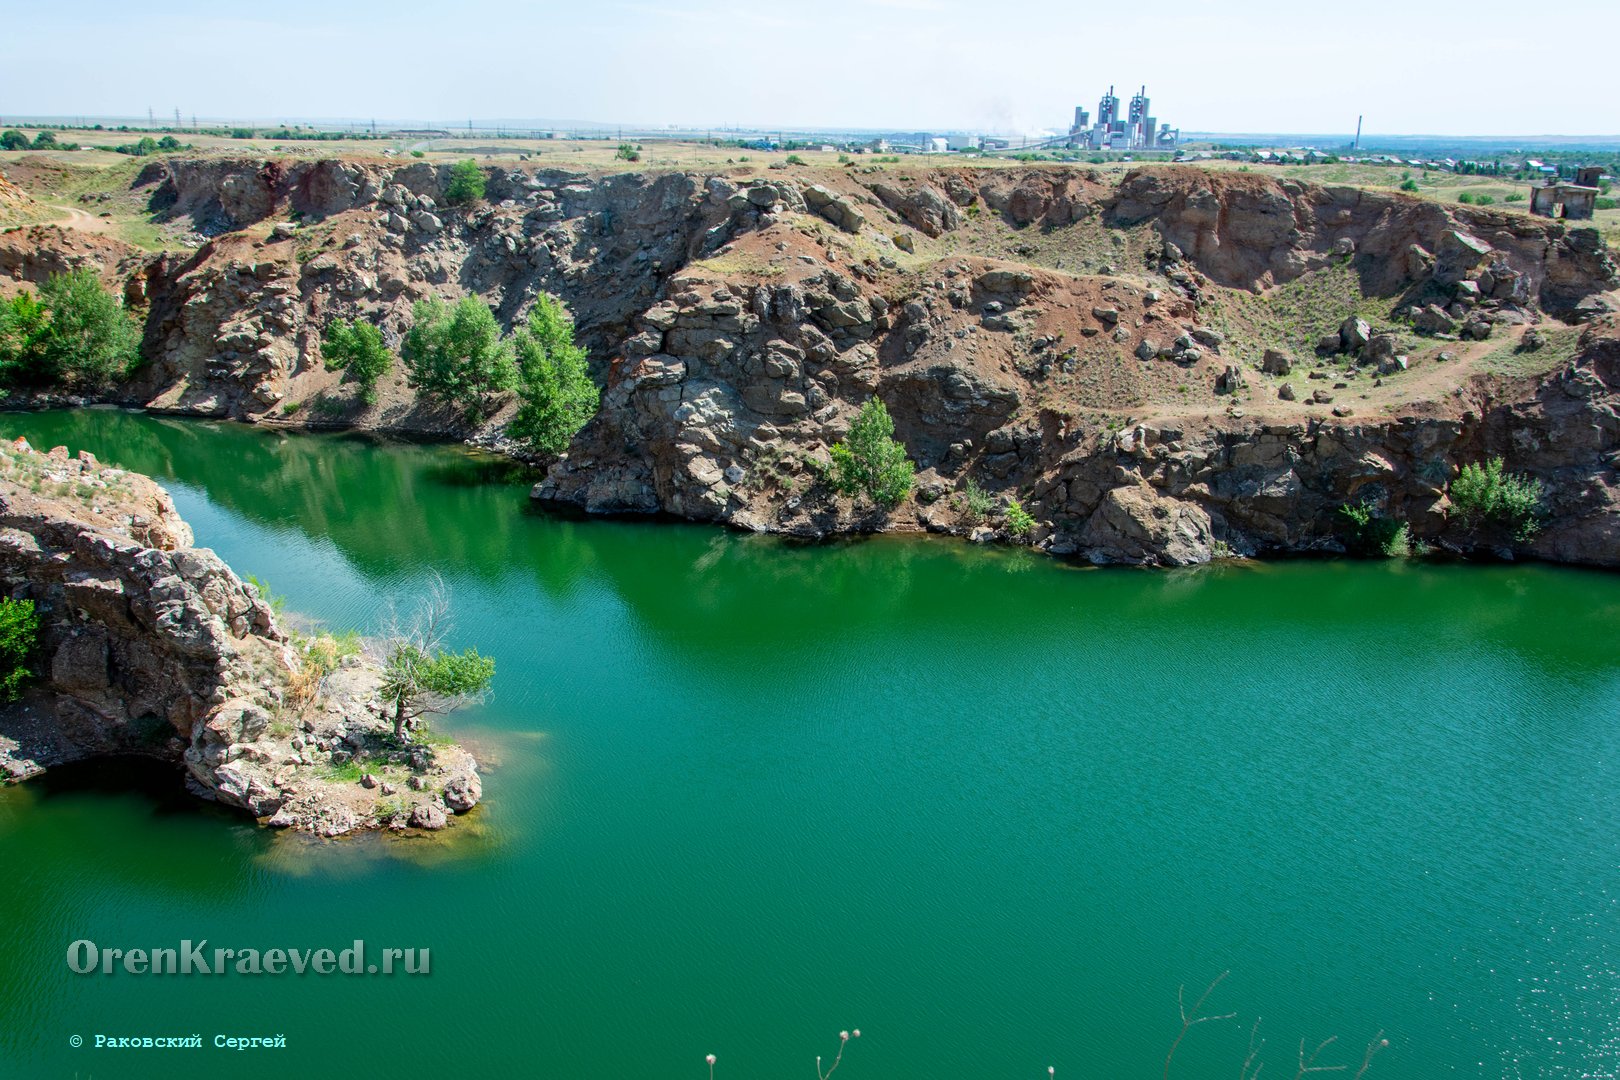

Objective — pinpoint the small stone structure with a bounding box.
[1530,166,1603,220]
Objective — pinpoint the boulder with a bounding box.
[1412,305,1456,334]
[409,801,449,830]
[802,185,865,233]
[1079,485,1215,567]
[1340,317,1371,353]
[443,773,482,812]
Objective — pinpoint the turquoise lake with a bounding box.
[3,407,1620,1080]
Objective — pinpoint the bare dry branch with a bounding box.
[1294,1036,1347,1080]
[1353,1032,1388,1080]
[1241,1018,1266,1080]
[1164,971,1238,1080]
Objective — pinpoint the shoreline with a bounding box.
[3,398,1603,572]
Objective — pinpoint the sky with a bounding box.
[3,0,1616,136]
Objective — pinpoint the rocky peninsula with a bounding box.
[0,436,481,835]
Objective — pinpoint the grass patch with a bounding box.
[112,217,175,251]
[319,758,366,784]
[1204,259,1393,360]
[1479,327,1583,378]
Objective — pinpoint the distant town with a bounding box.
[4,83,1616,221]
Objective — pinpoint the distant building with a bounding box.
[1531,165,1603,220]
[1068,85,1177,150]
[947,134,980,151]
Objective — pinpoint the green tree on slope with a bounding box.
[321,318,395,404]
[400,296,516,416]
[508,294,598,455]
[829,397,915,509]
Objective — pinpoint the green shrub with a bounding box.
[1004,497,1035,537]
[0,597,40,702]
[410,150,425,158]
[401,296,516,416]
[321,318,394,404]
[615,143,641,162]
[1399,178,1419,192]
[243,574,287,618]
[230,128,255,139]
[444,159,485,205]
[1337,500,1411,557]
[0,130,28,151]
[0,291,49,379]
[1448,456,1544,540]
[785,154,807,165]
[0,271,140,389]
[508,294,598,455]
[829,397,914,509]
[37,270,142,387]
[961,478,993,521]
[1596,197,1619,212]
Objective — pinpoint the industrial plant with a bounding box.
[1069,85,1178,151]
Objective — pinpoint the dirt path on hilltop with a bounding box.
[43,204,116,234]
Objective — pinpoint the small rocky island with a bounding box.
[0,435,482,836]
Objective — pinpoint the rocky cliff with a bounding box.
[0,438,481,834]
[3,157,1617,567]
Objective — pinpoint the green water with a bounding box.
[3,408,1620,1080]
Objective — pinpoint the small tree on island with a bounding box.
[508,294,599,455]
[376,575,495,741]
[444,159,486,206]
[321,318,394,404]
[829,396,914,509]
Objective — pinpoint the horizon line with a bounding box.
[3,115,1620,143]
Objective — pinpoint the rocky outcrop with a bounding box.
[0,439,482,834]
[1106,167,1618,312]
[5,157,1619,569]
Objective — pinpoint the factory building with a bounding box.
[1069,85,1177,151]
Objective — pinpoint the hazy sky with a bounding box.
[4,0,1615,135]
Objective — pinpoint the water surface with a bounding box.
[3,408,1619,1080]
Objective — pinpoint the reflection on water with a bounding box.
[2,408,1619,1080]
